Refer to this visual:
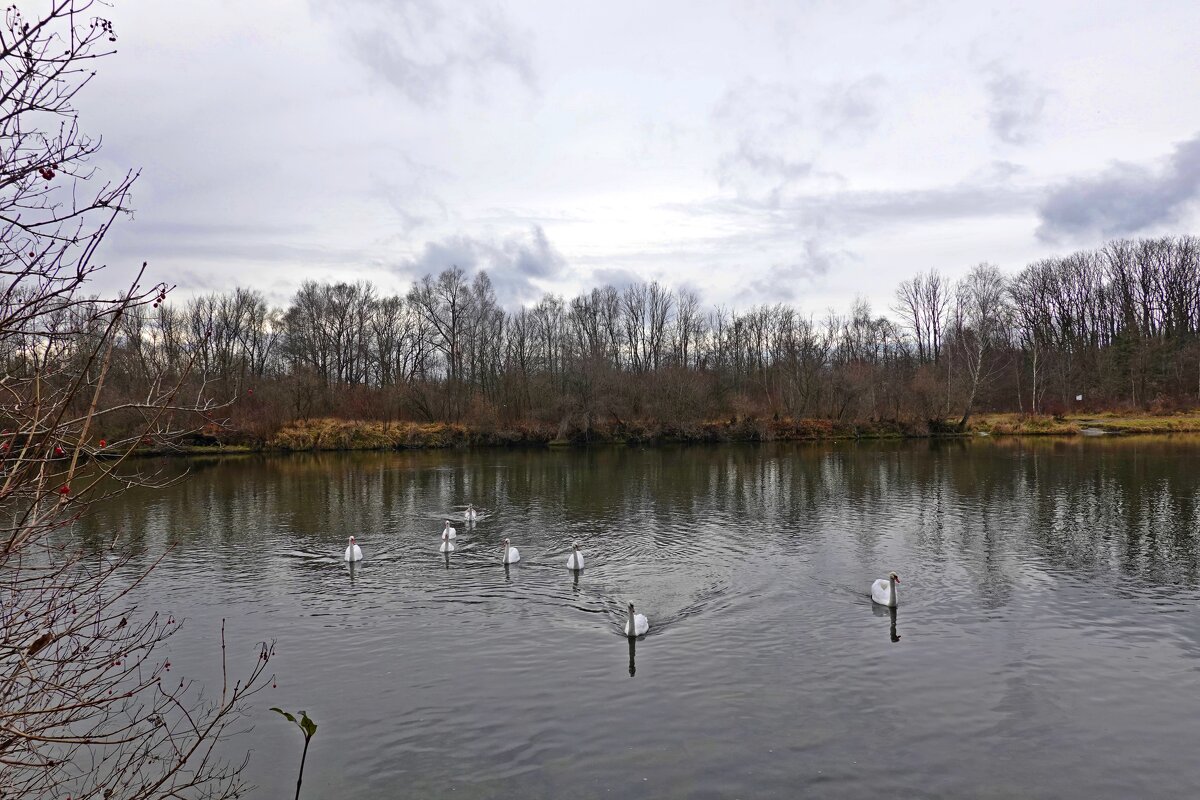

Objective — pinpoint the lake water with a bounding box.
[78,438,1200,798]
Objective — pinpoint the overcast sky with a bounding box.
[80,0,1200,313]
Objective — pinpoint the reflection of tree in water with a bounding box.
[75,437,1200,602]
[1012,439,1200,587]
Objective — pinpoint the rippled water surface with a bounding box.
[78,439,1200,798]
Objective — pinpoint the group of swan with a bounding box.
[343,528,653,638]
[349,523,896,633]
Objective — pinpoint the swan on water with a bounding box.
[439,530,455,553]
[871,572,900,608]
[567,541,585,571]
[624,602,649,638]
[466,504,478,522]
[344,536,363,562]
[442,520,456,540]
[502,537,520,564]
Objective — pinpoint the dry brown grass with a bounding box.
[971,414,1081,435]
[270,418,474,450]
[1071,410,1200,433]
[241,409,1200,453]
[968,409,1200,436]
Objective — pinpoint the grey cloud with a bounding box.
[713,76,883,204]
[314,0,536,105]
[96,217,375,295]
[833,183,1032,226]
[505,225,563,280]
[588,267,645,292]
[1037,132,1200,241]
[817,76,887,140]
[716,140,816,205]
[397,225,566,307]
[982,63,1047,145]
[712,78,809,199]
[680,178,1035,232]
[712,78,804,129]
[735,238,847,304]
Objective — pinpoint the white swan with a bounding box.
[439,530,455,553]
[344,536,363,562]
[501,537,520,564]
[567,541,585,571]
[442,520,456,540]
[624,602,649,637]
[871,572,900,608]
[466,504,477,522]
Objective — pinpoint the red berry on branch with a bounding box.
[58,485,69,496]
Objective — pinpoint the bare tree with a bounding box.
[951,263,1011,428]
[0,5,274,798]
[408,267,471,417]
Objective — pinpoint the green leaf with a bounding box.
[300,715,318,738]
[270,707,297,724]
[273,707,319,739]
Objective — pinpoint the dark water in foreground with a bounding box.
[78,438,1200,798]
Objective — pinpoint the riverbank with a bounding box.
[158,410,1200,454]
[971,411,1200,436]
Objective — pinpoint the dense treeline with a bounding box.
[10,235,1198,444]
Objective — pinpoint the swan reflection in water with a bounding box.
[872,603,900,642]
[347,558,358,585]
[628,636,637,677]
[571,568,582,594]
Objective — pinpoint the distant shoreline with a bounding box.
[149,411,1200,455]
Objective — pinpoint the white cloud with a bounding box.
[73,0,1200,314]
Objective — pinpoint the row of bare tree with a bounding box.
[66,235,1200,439]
